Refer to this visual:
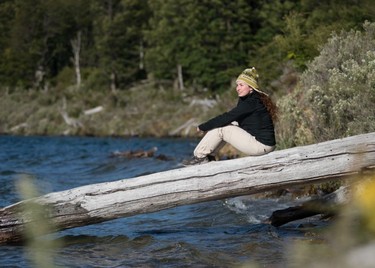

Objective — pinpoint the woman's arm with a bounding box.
[198,99,255,131]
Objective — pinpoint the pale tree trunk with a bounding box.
[0,132,374,244]
[34,66,45,89]
[110,72,116,93]
[71,31,82,88]
[105,0,116,92]
[33,42,48,90]
[177,64,184,90]
[139,40,144,70]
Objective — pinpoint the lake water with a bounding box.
[0,135,324,267]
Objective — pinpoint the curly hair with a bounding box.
[259,93,278,123]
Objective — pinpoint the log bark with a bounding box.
[1,132,375,244]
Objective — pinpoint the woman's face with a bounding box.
[236,81,253,97]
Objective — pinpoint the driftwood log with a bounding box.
[268,186,350,227]
[1,132,375,244]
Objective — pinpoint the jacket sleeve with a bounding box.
[198,99,255,131]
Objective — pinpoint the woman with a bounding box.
[182,67,277,166]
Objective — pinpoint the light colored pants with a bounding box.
[194,125,275,158]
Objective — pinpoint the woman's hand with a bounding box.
[197,127,205,134]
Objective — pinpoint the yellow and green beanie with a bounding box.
[236,67,268,96]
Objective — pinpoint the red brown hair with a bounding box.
[259,93,278,123]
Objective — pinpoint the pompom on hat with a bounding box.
[236,67,268,96]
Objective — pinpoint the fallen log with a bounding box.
[1,132,375,244]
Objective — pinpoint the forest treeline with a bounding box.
[0,0,374,147]
[0,0,373,92]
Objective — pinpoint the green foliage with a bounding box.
[145,0,255,91]
[1,0,374,92]
[54,67,76,91]
[92,0,150,89]
[252,0,374,91]
[0,0,15,82]
[0,0,374,126]
[251,0,299,88]
[277,21,375,147]
[83,68,111,91]
[0,0,93,88]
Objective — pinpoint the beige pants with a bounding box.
[194,125,275,158]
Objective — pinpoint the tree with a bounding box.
[2,0,45,88]
[0,0,93,89]
[91,0,150,91]
[0,0,16,89]
[145,0,191,89]
[145,0,255,91]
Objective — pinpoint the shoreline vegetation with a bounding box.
[2,21,374,148]
[0,80,236,139]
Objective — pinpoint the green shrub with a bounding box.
[54,67,76,91]
[84,68,110,91]
[277,21,375,147]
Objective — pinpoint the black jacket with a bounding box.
[198,91,276,146]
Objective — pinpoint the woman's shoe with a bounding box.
[182,155,216,166]
[182,156,210,166]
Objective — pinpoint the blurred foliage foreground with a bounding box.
[281,173,375,268]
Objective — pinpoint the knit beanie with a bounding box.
[236,67,268,96]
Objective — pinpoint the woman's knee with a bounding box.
[249,144,275,156]
[220,125,241,139]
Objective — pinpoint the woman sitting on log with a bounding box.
[183,67,277,166]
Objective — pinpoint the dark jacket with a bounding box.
[198,91,276,146]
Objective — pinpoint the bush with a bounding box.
[277,21,375,147]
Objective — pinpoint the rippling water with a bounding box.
[0,135,324,267]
